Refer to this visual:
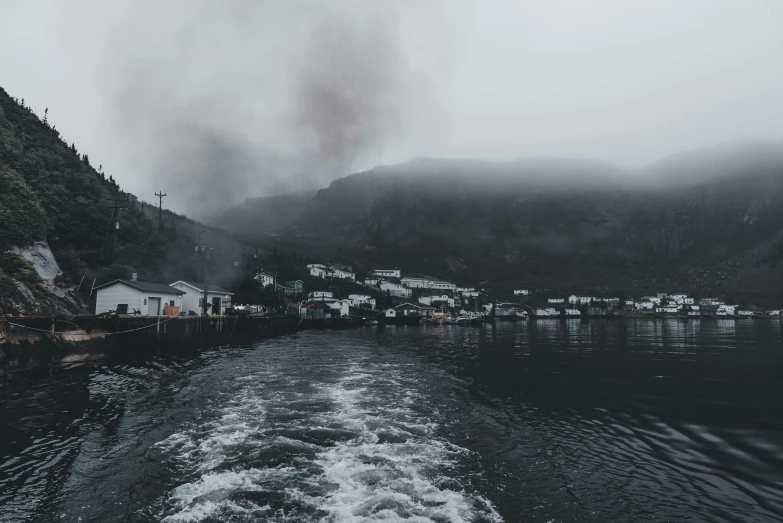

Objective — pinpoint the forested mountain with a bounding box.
[0,86,246,314]
[210,190,316,236]
[220,142,783,304]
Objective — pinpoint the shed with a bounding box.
[94,280,185,316]
[170,280,234,315]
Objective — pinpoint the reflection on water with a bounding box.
[395,319,783,522]
[1,320,782,522]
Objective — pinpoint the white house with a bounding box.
[364,278,381,287]
[348,294,376,310]
[513,290,529,296]
[656,306,679,314]
[418,296,433,306]
[306,263,354,281]
[768,310,781,316]
[564,308,581,317]
[535,308,558,317]
[430,281,456,291]
[402,277,431,289]
[688,311,701,316]
[547,298,565,304]
[568,295,594,305]
[642,296,662,305]
[456,287,475,293]
[380,281,411,298]
[461,291,479,297]
[329,300,351,317]
[332,268,356,281]
[738,310,754,316]
[94,280,185,316]
[373,269,401,279]
[310,267,327,278]
[717,304,736,315]
[669,294,694,305]
[309,291,334,299]
[636,301,654,310]
[170,280,234,315]
[254,271,277,288]
[430,295,456,308]
[384,307,397,318]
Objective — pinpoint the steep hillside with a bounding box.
[210,190,316,235]
[270,142,783,304]
[0,86,247,315]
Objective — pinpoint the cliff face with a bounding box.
[0,242,83,316]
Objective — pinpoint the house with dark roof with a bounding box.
[170,280,234,315]
[94,280,185,316]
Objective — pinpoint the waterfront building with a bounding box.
[95,280,185,316]
[170,280,234,315]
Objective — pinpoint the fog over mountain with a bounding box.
[1,1,783,217]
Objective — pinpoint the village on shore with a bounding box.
[245,263,783,324]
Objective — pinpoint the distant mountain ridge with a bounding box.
[215,140,783,304]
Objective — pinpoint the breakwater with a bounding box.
[0,314,300,369]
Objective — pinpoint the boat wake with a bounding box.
[149,359,502,522]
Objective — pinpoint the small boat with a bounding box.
[431,309,447,324]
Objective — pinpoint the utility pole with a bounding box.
[155,191,167,232]
[200,246,211,315]
[101,197,130,261]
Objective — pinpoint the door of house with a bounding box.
[148,297,161,316]
[211,296,221,315]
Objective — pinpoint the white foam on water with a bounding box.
[307,368,502,522]
[156,360,503,522]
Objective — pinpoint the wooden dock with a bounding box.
[0,314,300,369]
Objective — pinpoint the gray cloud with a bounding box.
[89,0,459,217]
[1,0,782,218]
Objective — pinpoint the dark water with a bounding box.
[1,319,783,522]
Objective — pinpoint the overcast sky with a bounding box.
[2,0,782,216]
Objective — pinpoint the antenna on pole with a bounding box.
[155,191,167,232]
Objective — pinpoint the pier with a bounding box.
[0,314,300,369]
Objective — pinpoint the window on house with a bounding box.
[143,299,147,305]
[170,300,175,306]
[199,298,203,307]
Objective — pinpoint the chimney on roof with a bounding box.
[131,272,138,282]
